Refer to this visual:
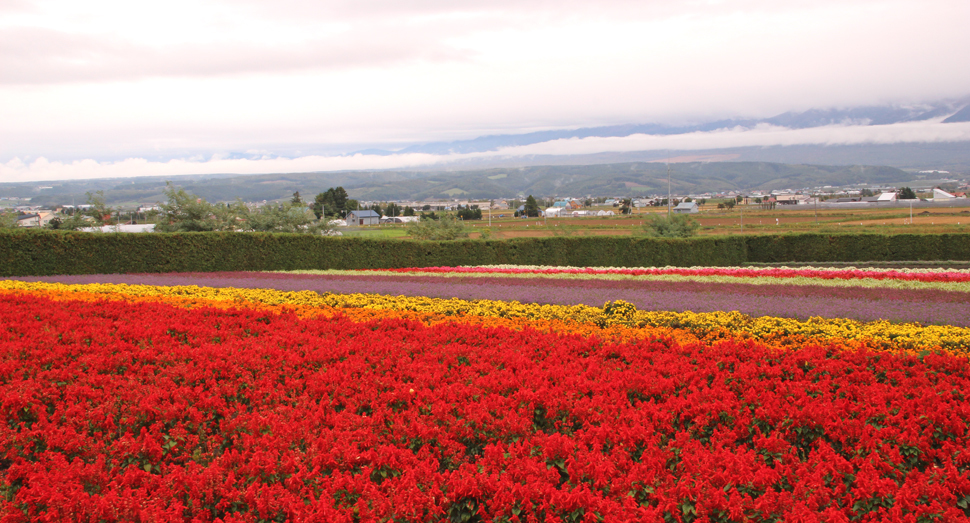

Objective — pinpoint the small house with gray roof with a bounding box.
[347,210,381,226]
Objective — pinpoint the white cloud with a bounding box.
[492,121,970,156]
[5,120,970,183]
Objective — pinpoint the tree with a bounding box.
[154,183,235,232]
[524,195,540,218]
[456,207,482,220]
[45,211,88,231]
[724,200,736,210]
[407,214,468,240]
[898,187,917,200]
[311,187,350,219]
[403,206,415,217]
[642,213,699,238]
[619,198,633,215]
[235,200,327,234]
[370,203,383,217]
[85,191,114,226]
[384,202,401,217]
[311,191,330,219]
[0,212,17,229]
[331,187,349,212]
[860,188,874,197]
[291,191,304,205]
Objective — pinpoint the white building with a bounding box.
[775,195,812,205]
[672,202,699,214]
[933,188,957,200]
[876,192,897,202]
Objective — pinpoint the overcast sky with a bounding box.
[2,0,969,182]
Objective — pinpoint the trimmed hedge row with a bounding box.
[745,233,970,263]
[1,230,967,276]
[0,231,746,276]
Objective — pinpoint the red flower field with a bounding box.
[1,292,969,522]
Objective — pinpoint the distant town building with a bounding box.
[933,188,957,200]
[380,216,420,224]
[876,192,897,202]
[16,214,40,227]
[672,202,699,214]
[775,195,812,205]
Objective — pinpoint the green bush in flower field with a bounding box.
[642,214,700,238]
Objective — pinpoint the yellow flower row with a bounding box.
[2,280,968,355]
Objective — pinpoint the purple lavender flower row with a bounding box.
[212,272,970,304]
[10,272,970,327]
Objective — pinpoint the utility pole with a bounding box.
[667,153,673,220]
[814,192,818,225]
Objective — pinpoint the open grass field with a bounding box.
[338,227,409,239]
[352,205,970,239]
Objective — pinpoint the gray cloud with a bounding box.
[4,0,907,86]
[233,0,839,24]
[0,0,31,12]
[0,26,471,85]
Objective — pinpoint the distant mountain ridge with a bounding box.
[3,161,923,207]
[356,98,970,157]
[344,162,915,201]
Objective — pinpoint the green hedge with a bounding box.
[1,230,967,276]
[745,233,970,263]
[0,231,747,276]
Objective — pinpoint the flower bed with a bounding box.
[4,280,970,354]
[12,266,970,327]
[2,289,970,521]
[373,265,970,283]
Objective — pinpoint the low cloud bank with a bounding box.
[5,120,970,183]
[491,119,970,156]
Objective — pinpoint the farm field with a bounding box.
[2,265,970,521]
[339,228,410,239]
[373,206,970,238]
